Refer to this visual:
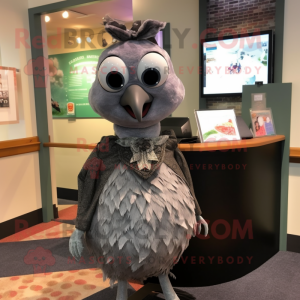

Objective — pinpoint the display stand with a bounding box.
[242,83,292,251]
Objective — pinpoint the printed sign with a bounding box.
[195,109,241,143]
[49,49,104,118]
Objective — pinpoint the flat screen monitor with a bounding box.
[201,30,273,97]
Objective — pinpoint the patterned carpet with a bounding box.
[0,269,110,300]
[0,205,142,300]
[2,205,300,300]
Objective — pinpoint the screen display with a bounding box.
[203,33,271,96]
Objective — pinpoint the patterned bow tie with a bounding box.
[115,135,169,170]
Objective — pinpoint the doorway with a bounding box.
[29,0,134,221]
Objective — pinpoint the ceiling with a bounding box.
[45,0,133,36]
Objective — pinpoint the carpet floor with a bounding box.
[1,211,300,300]
[83,285,136,299]
[82,251,300,300]
[0,237,94,277]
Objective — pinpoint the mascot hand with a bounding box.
[196,215,209,236]
[69,228,85,261]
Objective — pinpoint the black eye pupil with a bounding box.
[106,72,124,90]
[142,69,161,86]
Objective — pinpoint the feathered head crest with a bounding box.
[103,15,166,44]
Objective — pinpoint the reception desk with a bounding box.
[147,135,285,287]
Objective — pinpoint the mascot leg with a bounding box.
[116,280,128,300]
[158,274,180,300]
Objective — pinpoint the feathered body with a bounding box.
[86,162,196,285]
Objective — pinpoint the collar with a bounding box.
[115,135,169,171]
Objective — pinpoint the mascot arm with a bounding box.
[69,228,84,261]
[174,148,208,236]
[70,144,102,260]
[174,148,201,214]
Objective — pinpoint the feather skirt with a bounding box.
[86,162,196,286]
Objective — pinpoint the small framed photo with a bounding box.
[195,109,241,143]
[250,108,276,137]
[0,67,18,124]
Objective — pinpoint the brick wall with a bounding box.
[205,0,276,115]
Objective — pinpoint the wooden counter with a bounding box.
[178,135,285,152]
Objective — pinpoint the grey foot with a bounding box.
[116,280,128,300]
[158,274,180,300]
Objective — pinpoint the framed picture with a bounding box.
[250,108,276,137]
[195,109,241,143]
[0,67,18,124]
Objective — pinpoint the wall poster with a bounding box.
[49,49,104,118]
[0,67,18,125]
[0,71,9,108]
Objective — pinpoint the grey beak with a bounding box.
[120,85,153,122]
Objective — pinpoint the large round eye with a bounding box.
[137,53,169,88]
[98,56,129,92]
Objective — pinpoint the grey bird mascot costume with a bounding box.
[69,15,208,300]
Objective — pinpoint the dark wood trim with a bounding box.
[0,204,58,240]
[290,147,300,163]
[53,204,59,219]
[0,137,40,158]
[287,234,300,253]
[290,157,300,163]
[57,188,78,201]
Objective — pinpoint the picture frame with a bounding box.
[194,109,241,143]
[0,67,18,125]
[250,108,276,137]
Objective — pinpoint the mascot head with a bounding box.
[89,15,185,131]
